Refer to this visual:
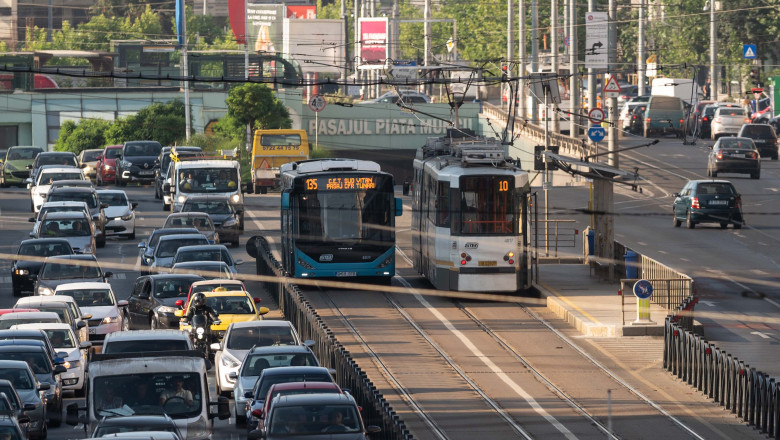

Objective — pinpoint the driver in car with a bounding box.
[159,376,193,406]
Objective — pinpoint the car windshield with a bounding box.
[38,172,83,185]
[100,193,128,207]
[174,249,231,265]
[178,169,239,193]
[38,155,77,168]
[182,201,232,215]
[0,352,50,374]
[200,296,253,315]
[164,216,213,231]
[255,373,333,399]
[94,424,178,437]
[697,183,736,195]
[149,230,197,248]
[0,317,60,330]
[103,339,189,354]
[105,149,121,159]
[718,139,754,149]
[18,241,72,257]
[269,404,361,435]
[43,329,76,349]
[153,279,193,299]
[718,108,745,116]
[41,260,101,279]
[0,426,23,440]
[240,352,317,376]
[82,151,102,162]
[47,192,98,209]
[41,219,91,237]
[0,369,34,390]
[92,373,201,419]
[228,327,298,350]
[740,125,773,137]
[156,238,209,258]
[0,385,20,408]
[40,206,86,218]
[650,97,681,110]
[7,148,42,161]
[57,289,114,307]
[124,143,162,157]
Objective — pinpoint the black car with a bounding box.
[628,105,646,135]
[33,254,113,297]
[154,146,203,200]
[707,137,760,179]
[0,382,31,436]
[672,179,743,229]
[0,344,66,427]
[116,141,163,186]
[91,414,183,438]
[737,123,778,160]
[11,239,73,297]
[25,152,79,187]
[138,228,201,275]
[126,274,205,330]
[698,104,721,139]
[45,186,108,247]
[180,195,242,247]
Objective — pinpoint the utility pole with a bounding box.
[47,0,52,42]
[424,0,431,97]
[569,0,578,136]
[518,0,527,121]
[637,0,646,96]
[354,0,360,82]
[507,0,514,113]
[531,0,539,124]
[342,0,349,95]
[182,7,191,141]
[551,0,559,133]
[709,0,717,101]
[607,0,617,168]
[587,0,596,115]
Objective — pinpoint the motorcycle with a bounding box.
[190,314,220,358]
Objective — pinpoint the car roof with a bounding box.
[269,381,340,392]
[104,145,122,150]
[95,189,128,195]
[183,195,232,202]
[690,179,734,185]
[157,234,207,242]
[54,282,112,291]
[40,201,89,208]
[0,329,46,338]
[13,323,71,331]
[40,211,89,220]
[44,254,98,262]
[0,312,61,320]
[153,228,200,235]
[172,261,228,268]
[233,320,293,330]
[14,298,68,308]
[0,343,47,353]
[18,238,72,247]
[146,274,205,282]
[98,414,176,425]
[38,166,82,174]
[103,330,189,342]
[48,186,96,194]
[0,360,33,370]
[191,279,243,287]
[273,393,354,408]
[198,289,247,298]
[260,366,331,377]
[176,160,238,169]
[166,212,210,218]
[175,245,228,252]
[247,345,311,355]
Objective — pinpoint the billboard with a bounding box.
[286,6,316,19]
[284,19,344,74]
[358,17,388,65]
[247,3,285,53]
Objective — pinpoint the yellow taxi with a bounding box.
[175,288,270,340]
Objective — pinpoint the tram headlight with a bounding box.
[460,252,471,265]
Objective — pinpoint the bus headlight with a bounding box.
[503,252,515,265]
[297,258,315,270]
[177,195,186,204]
[377,255,394,268]
[231,194,240,203]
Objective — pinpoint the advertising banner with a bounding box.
[359,17,389,65]
[287,6,316,19]
[247,3,285,53]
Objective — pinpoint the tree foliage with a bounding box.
[105,100,186,146]
[224,84,292,135]
[54,119,113,155]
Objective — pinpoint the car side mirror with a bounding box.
[235,209,244,215]
[175,299,184,307]
[17,414,30,424]
[38,383,50,391]
[257,306,269,316]
[235,259,243,265]
[79,341,92,350]
[137,242,147,249]
[247,429,264,440]
[228,371,238,379]
[244,391,253,399]
[210,342,221,352]
[104,271,113,278]
[76,321,86,329]
[29,232,36,238]
[131,202,138,210]
[54,356,65,365]
[28,217,36,222]
[118,300,128,307]
[100,203,109,209]
[97,155,103,161]
[81,314,92,320]
[23,403,36,411]
[672,193,680,198]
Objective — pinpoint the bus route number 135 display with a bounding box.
[305,177,376,191]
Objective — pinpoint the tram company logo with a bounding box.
[464,242,479,249]
[319,254,334,262]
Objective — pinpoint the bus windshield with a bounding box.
[296,189,393,245]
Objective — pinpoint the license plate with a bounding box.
[478,261,497,267]
[139,170,154,176]
[336,271,357,277]
[709,200,728,205]
[88,328,96,334]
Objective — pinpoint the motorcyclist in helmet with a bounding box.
[185,292,219,325]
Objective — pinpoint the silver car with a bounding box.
[30,211,96,255]
[0,361,47,440]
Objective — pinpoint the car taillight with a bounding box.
[680,119,684,125]
[703,116,709,121]
[691,197,700,209]
[751,151,758,159]
[646,117,651,123]
[744,118,751,123]
[716,151,723,159]
[735,197,742,210]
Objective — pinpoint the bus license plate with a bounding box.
[336,272,357,277]
[478,261,497,267]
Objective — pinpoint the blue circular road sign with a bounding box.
[588,126,606,143]
[633,279,653,299]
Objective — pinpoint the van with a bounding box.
[66,350,229,439]
[164,160,246,229]
[650,78,702,106]
[250,130,309,194]
[643,96,685,137]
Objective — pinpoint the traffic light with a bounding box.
[750,67,760,85]
[501,62,508,81]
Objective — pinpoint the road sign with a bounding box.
[603,76,622,98]
[743,44,757,59]
[633,279,655,324]
[585,12,608,69]
[588,107,606,124]
[633,279,653,299]
[588,126,606,143]
[564,36,571,47]
[308,95,327,112]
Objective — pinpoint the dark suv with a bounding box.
[672,180,743,229]
[116,141,162,186]
[737,124,778,160]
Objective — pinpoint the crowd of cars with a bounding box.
[0,142,381,440]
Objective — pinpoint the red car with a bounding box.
[96,145,122,186]
[255,382,346,428]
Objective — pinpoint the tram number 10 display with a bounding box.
[305,176,376,191]
[498,180,510,192]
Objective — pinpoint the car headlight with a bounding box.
[231,194,240,203]
[67,360,81,369]
[158,306,178,314]
[221,353,240,368]
[82,244,94,254]
[5,162,16,171]
[38,286,53,296]
[177,195,186,203]
[121,212,134,221]
[62,360,71,369]
[121,160,131,167]
[104,165,115,171]
[14,269,29,276]
[102,316,118,324]
[223,218,238,227]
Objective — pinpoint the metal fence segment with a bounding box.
[252,236,415,440]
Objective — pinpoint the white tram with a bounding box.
[411,130,531,293]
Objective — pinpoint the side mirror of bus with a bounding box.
[281,193,290,210]
[163,182,171,192]
[244,182,253,194]
[395,197,403,216]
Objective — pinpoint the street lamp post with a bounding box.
[708,0,717,100]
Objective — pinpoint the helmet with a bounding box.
[192,293,206,308]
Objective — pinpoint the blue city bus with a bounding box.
[279,159,403,284]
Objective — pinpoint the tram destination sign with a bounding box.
[304,176,378,191]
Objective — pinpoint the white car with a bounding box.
[96,189,138,239]
[29,201,91,237]
[54,282,127,343]
[13,294,91,343]
[711,106,750,139]
[212,320,303,397]
[29,166,86,214]
[12,322,90,397]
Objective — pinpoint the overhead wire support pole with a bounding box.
[637,0,646,97]
[709,0,717,101]
[569,0,578,137]
[531,0,539,124]
[518,0,527,122]
[551,0,559,133]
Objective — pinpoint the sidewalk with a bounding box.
[535,263,668,337]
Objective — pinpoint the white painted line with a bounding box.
[751,331,773,339]
[0,277,10,284]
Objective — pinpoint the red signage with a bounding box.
[287,6,316,19]
[359,18,389,64]
[228,0,246,44]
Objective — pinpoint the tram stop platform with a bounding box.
[535,263,673,337]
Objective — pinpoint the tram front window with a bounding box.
[297,191,393,244]
[458,176,514,235]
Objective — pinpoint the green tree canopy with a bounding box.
[105,100,186,146]
[225,83,292,135]
[53,118,113,155]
